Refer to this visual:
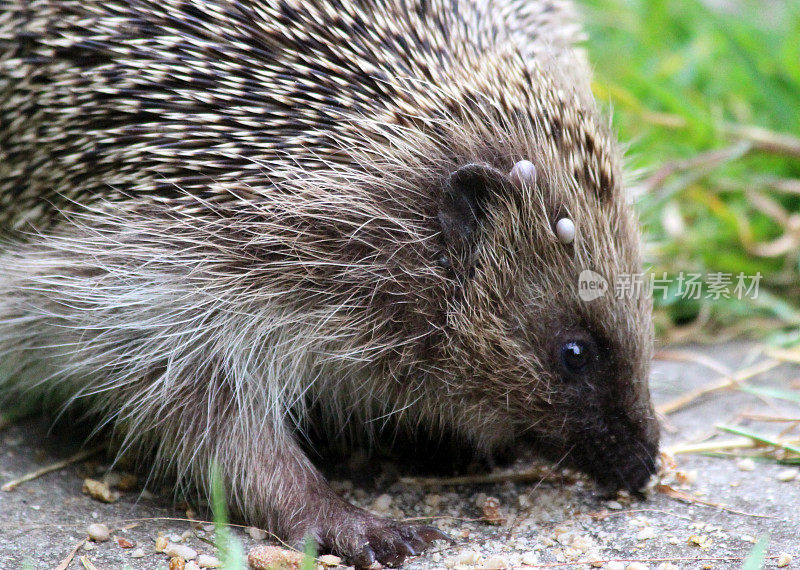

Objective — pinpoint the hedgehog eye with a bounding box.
[555,218,575,244]
[559,340,592,375]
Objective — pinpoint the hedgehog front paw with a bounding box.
[341,517,451,568]
[301,502,452,568]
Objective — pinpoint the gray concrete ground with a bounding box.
[1,342,799,569]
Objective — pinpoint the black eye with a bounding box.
[560,341,592,374]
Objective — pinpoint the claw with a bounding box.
[398,540,417,557]
[321,512,452,567]
[377,549,406,568]
[415,525,454,544]
[351,545,376,569]
[403,526,436,553]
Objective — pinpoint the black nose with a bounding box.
[616,443,658,492]
[570,409,660,493]
[585,440,658,495]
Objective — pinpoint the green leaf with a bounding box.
[741,534,769,570]
[300,537,318,570]
[717,425,800,457]
[739,385,800,405]
[210,463,246,570]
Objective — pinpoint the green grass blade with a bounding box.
[741,534,769,570]
[739,385,800,405]
[717,425,800,457]
[300,537,318,570]
[210,463,246,570]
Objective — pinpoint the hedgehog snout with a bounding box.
[576,404,660,494]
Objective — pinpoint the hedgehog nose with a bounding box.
[579,403,660,494]
[620,446,658,492]
[594,436,658,496]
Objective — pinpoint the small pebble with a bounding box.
[482,555,509,569]
[456,550,482,565]
[656,564,679,570]
[82,478,120,503]
[164,543,197,560]
[776,469,798,482]
[247,527,269,540]
[372,493,392,513]
[481,496,504,525]
[688,535,712,548]
[139,489,156,500]
[130,548,146,558]
[521,552,539,566]
[155,535,169,552]
[588,555,604,568]
[606,500,623,510]
[737,458,756,472]
[86,523,111,542]
[424,493,441,505]
[626,563,649,570]
[636,527,656,541]
[185,562,201,570]
[248,545,303,570]
[318,554,342,567]
[197,554,221,568]
[169,557,186,570]
[777,553,792,567]
[571,535,594,552]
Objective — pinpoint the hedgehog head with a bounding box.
[339,31,662,491]
[431,153,657,492]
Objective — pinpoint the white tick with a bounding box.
[509,159,536,188]
[555,218,575,244]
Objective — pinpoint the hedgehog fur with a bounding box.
[0,0,658,565]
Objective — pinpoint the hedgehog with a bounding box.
[0,0,659,566]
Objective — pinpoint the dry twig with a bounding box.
[1,443,106,492]
[656,484,773,518]
[55,538,87,570]
[642,141,752,194]
[723,123,800,159]
[521,555,780,568]
[657,359,780,415]
[667,437,799,456]
[400,465,568,487]
[654,349,732,375]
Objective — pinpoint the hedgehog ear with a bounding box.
[437,163,508,255]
